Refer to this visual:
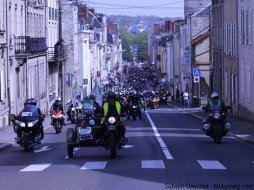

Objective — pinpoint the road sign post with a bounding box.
[193,68,201,107]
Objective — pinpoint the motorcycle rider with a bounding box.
[127,91,142,120]
[100,91,127,144]
[16,98,44,143]
[203,92,227,126]
[50,96,65,126]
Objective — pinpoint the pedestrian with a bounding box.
[181,91,184,105]
[183,90,189,107]
[176,88,180,102]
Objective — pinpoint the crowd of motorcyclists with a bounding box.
[9,63,232,152]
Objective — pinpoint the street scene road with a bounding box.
[1,105,254,190]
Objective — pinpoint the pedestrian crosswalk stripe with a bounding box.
[20,163,52,172]
[141,160,165,169]
[197,160,226,170]
[80,161,107,170]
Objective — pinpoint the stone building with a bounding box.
[238,0,254,120]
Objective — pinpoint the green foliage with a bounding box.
[119,26,133,62]
[132,32,148,62]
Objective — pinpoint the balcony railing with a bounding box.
[15,36,47,56]
[48,45,67,62]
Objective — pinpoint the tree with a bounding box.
[132,32,148,62]
[119,25,133,62]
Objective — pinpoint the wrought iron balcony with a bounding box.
[48,45,67,62]
[15,36,47,56]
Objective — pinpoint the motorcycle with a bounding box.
[66,115,128,159]
[202,105,231,143]
[74,102,84,123]
[159,93,167,105]
[52,109,64,134]
[130,103,139,120]
[9,113,45,152]
[66,100,75,124]
[149,96,159,109]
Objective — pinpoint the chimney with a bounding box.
[154,24,160,32]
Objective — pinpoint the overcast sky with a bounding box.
[85,0,184,18]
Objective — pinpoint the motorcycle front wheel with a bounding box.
[23,135,30,152]
[109,133,117,159]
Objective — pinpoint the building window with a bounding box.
[49,7,51,20]
[0,61,7,101]
[225,71,228,99]
[55,9,58,21]
[247,65,251,102]
[249,9,253,45]
[246,10,249,45]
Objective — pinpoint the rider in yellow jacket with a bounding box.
[101,91,126,141]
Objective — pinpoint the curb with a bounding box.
[0,143,13,151]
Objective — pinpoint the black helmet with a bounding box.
[89,94,95,101]
[24,98,37,106]
[107,91,116,100]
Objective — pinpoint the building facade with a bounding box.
[238,0,254,120]
[0,0,9,128]
[223,0,238,115]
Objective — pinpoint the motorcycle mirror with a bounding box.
[9,114,16,121]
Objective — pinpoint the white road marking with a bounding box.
[141,160,165,169]
[123,145,134,148]
[20,163,52,172]
[80,161,107,170]
[197,160,226,170]
[33,146,52,153]
[145,111,173,159]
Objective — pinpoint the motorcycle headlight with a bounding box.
[16,120,25,127]
[213,112,221,119]
[108,117,116,124]
[28,120,39,127]
[132,106,137,108]
[89,119,95,126]
[71,108,75,111]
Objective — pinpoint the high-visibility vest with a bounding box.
[208,99,221,107]
[103,101,121,117]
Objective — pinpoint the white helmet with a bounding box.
[211,92,219,99]
[55,97,62,105]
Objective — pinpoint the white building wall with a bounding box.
[0,0,8,128]
[238,0,254,120]
[8,0,26,115]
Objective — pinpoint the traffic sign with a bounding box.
[193,68,201,76]
[194,76,200,83]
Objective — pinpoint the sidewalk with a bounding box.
[0,116,52,151]
[169,101,254,144]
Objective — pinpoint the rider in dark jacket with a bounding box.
[127,91,142,120]
[17,98,44,142]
